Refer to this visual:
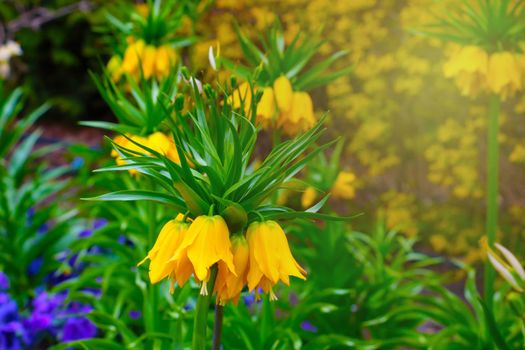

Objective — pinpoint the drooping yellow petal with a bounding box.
[171,215,236,283]
[215,235,249,305]
[273,75,293,112]
[487,51,522,100]
[246,221,306,293]
[141,45,157,79]
[256,87,276,127]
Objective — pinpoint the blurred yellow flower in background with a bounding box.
[111,132,180,173]
[487,52,523,101]
[443,45,488,97]
[331,171,357,200]
[110,38,177,81]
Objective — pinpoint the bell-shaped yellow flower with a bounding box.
[170,215,236,295]
[487,51,523,100]
[155,45,176,78]
[443,45,488,97]
[228,81,252,112]
[214,235,249,305]
[121,39,146,77]
[273,75,293,112]
[142,45,157,79]
[331,171,356,200]
[246,221,306,300]
[256,87,276,128]
[278,91,316,136]
[138,215,189,284]
[147,132,181,163]
[111,134,149,174]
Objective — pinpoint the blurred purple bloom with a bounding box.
[129,310,141,320]
[0,272,9,290]
[288,292,299,306]
[300,321,318,333]
[78,229,93,238]
[0,293,19,323]
[93,218,108,230]
[27,257,43,277]
[243,294,255,307]
[0,321,24,350]
[23,313,52,336]
[118,234,134,247]
[32,291,67,315]
[61,317,96,341]
[37,223,50,235]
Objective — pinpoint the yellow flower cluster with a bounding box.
[444,45,525,100]
[229,76,316,137]
[107,38,177,82]
[140,217,306,304]
[111,132,180,172]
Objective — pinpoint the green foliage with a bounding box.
[221,21,352,91]
[0,86,77,301]
[85,69,180,135]
[420,0,525,51]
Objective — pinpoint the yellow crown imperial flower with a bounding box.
[246,221,306,300]
[273,75,294,113]
[138,214,189,284]
[256,87,276,128]
[170,215,237,295]
[443,45,489,97]
[278,91,316,137]
[111,132,181,173]
[214,234,249,305]
[487,51,523,101]
[121,39,146,78]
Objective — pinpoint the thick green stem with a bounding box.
[484,94,500,310]
[212,305,224,350]
[192,267,218,350]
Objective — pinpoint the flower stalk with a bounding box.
[212,305,224,350]
[484,94,501,309]
[192,266,218,350]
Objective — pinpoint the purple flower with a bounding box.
[27,257,43,277]
[0,293,19,324]
[78,229,93,238]
[300,321,318,333]
[0,272,9,291]
[61,317,96,341]
[23,313,52,335]
[243,294,255,307]
[288,292,299,306]
[0,321,24,350]
[93,218,108,230]
[37,223,50,235]
[129,310,141,320]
